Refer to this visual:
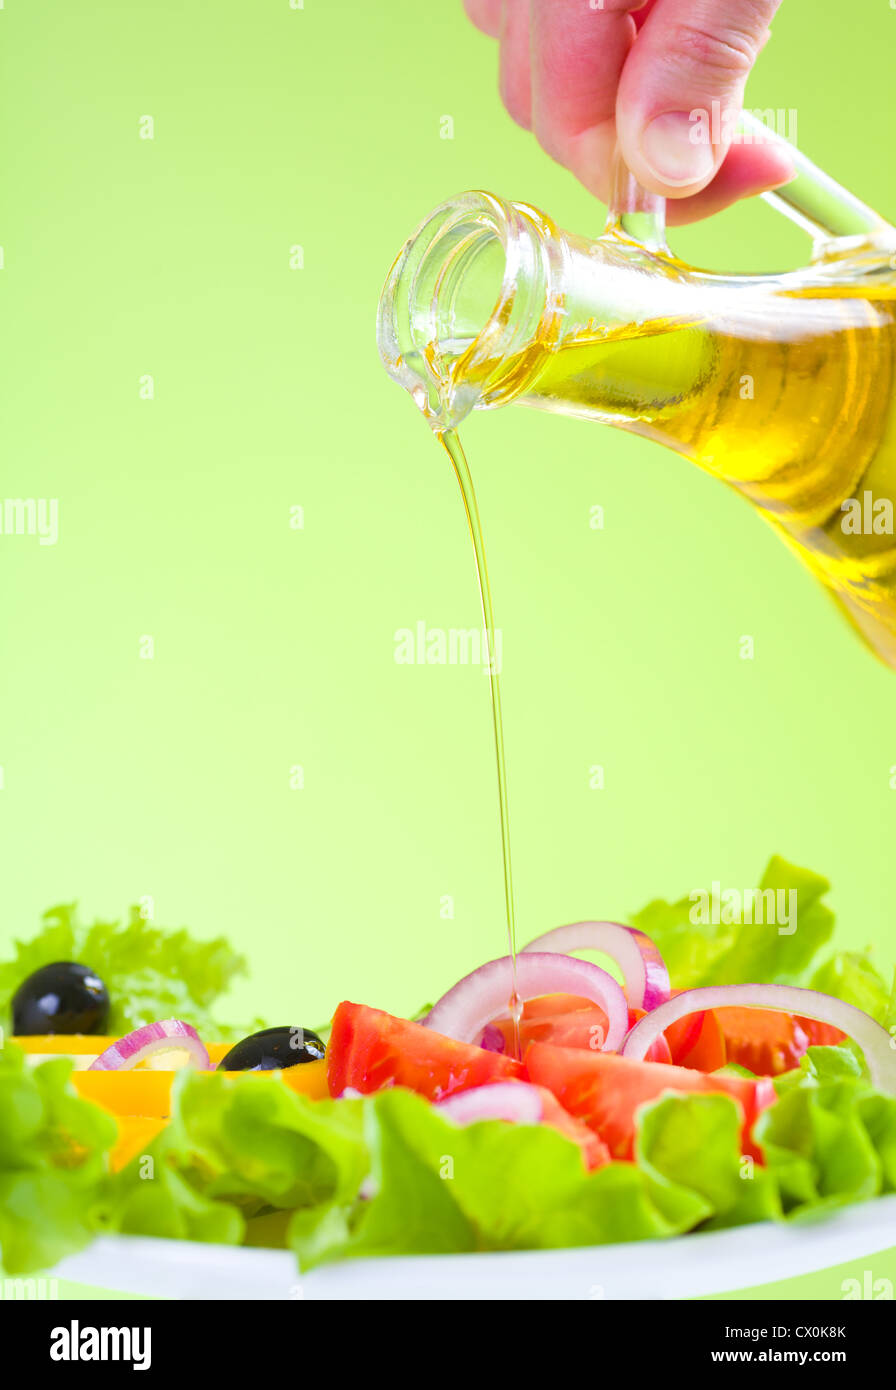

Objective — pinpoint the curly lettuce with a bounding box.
[0,1044,116,1273]
[0,902,259,1039]
[630,854,895,1030]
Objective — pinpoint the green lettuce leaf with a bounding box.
[290,1070,896,1271]
[754,1073,896,1217]
[628,893,730,990]
[628,853,896,1026]
[288,1087,707,1269]
[290,1078,895,1272]
[0,902,258,1039]
[856,1093,896,1189]
[710,858,834,985]
[108,1068,368,1244]
[104,1163,244,1246]
[809,951,896,1026]
[0,1044,117,1274]
[636,1092,781,1230]
[778,1043,865,1088]
[631,855,835,989]
[4,1044,896,1277]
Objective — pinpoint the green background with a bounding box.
[2,0,895,1037]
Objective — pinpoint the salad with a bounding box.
[1,855,895,1280]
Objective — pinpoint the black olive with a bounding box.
[11,961,110,1035]
[217,1026,326,1072]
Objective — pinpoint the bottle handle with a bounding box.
[605,151,668,253]
[607,111,889,253]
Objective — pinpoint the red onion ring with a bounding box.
[522,920,670,1011]
[435,1082,544,1126]
[622,984,896,1094]
[424,952,629,1052]
[88,1019,211,1072]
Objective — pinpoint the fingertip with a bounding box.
[463,0,502,39]
[729,139,795,192]
[617,107,796,204]
[664,142,796,225]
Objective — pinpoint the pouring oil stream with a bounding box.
[439,427,522,1057]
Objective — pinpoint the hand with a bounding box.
[463,0,794,224]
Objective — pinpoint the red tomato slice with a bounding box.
[663,1009,706,1061]
[486,994,672,1061]
[627,1007,673,1065]
[327,1001,523,1101]
[795,1016,847,1048]
[517,993,594,1020]
[490,993,610,1053]
[533,1086,612,1171]
[525,1042,774,1161]
[713,1006,810,1076]
[663,1006,727,1072]
[326,1004,609,1170]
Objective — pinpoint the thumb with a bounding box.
[616,0,782,196]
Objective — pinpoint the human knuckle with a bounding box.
[667,20,758,79]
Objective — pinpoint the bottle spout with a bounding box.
[377,192,560,432]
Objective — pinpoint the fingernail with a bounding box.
[640,111,716,188]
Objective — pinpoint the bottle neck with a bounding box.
[376,188,698,432]
[377,148,894,433]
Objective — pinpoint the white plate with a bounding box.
[54,1194,896,1300]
